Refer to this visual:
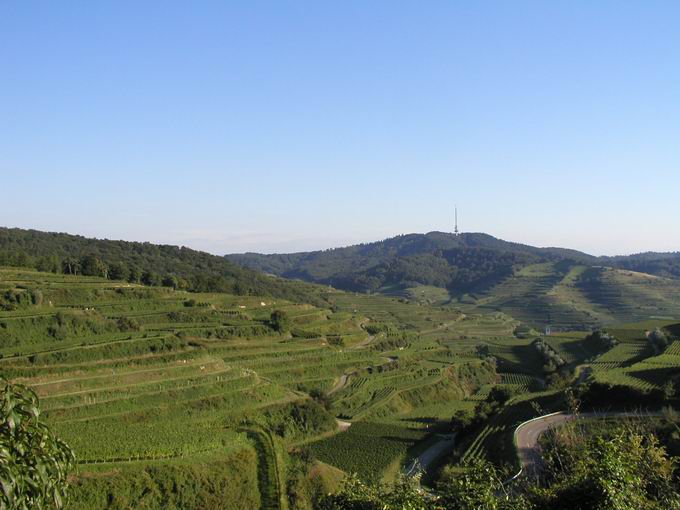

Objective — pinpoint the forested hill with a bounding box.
[603,252,680,279]
[0,227,326,305]
[227,231,680,294]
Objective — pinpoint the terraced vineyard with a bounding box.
[469,262,680,328]
[0,268,383,507]
[0,268,532,504]
[3,266,680,506]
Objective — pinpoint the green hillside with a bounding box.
[467,262,680,328]
[0,227,326,306]
[3,265,680,507]
[229,232,680,328]
[227,232,597,293]
[0,267,519,506]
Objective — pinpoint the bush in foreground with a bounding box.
[320,422,680,510]
[0,379,75,509]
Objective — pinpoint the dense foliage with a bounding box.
[229,232,578,293]
[605,252,680,279]
[0,227,325,305]
[584,329,619,353]
[0,379,75,509]
[532,338,566,373]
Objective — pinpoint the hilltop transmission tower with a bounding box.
[454,206,459,235]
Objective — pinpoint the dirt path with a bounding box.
[327,357,395,396]
[353,333,376,349]
[327,373,353,395]
[336,419,352,432]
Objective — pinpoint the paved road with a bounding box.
[405,434,456,479]
[514,411,663,479]
[514,413,575,478]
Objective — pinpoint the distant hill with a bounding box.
[226,232,597,292]
[227,232,680,326]
[468,261,680,328]
[0,227,326,306]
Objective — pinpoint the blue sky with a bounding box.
[1,1,678,255]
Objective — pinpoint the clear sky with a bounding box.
[1,1,678,256]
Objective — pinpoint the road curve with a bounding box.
[405,434,456,479]
[513,411,663,481]
[514,413,575,478]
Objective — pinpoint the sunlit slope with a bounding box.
[469,262,680,328]
[0,267,377,506]
[0,267,521,492]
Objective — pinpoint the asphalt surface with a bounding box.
[514,413,575,478]
[405,434,456,479]
[514,410,663,479]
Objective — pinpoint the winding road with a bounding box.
[512,410,663,481]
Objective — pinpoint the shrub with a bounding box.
[0,379,76,509]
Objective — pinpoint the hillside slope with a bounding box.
[0,227,326,306]
[468,262,680,327]
[228,232,680,327]
[227,232,598,293]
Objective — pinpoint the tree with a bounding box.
[108,261,130,281]
[61,257,80,276]
[487,386,517,406]
[319,474,427,510]
[141,271,161,286]
[162,275,180,289]
[127,266,142,284]
[649,328,669,354]
[36,256,61,274]
[270,310,291,333]
[534,424,680,510]
[0,379,75,509]
[79,254,108,278]
[451,409,474,433]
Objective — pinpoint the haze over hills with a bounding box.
[228,232,680,327]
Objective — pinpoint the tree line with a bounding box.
[0,227,326,306]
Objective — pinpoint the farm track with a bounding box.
[39,366,241,399]
[327,373,353,395]
[23,357,219,387]
[326,356,393,396]
[245,428,286,510]
[46,378,263,415]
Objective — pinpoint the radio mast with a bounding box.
[454,206,459,235]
